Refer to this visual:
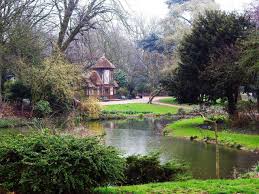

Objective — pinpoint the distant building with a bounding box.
[84,56,119,99]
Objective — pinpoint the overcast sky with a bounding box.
[125,0,254,19]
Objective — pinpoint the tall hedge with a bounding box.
[0,132,125,193]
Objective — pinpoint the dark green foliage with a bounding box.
[235,100,259,128]
[0,133,125,193]
[239,31,259,112]
[123,154,190,185]
[138,33,165,53]
[201,46,243,115]
[34,100,52,117]
[169,10,251,104]
[3,80,31,101]
[114,70,128,88]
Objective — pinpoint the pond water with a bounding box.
[6,117,259,179]
[95,118,259,179]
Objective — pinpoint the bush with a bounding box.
[177,108,186,115]
[237,100,257,121]
[256,164,259,173]
[123,154,190,185]
[79,97,102,119]
[240,162,259,178]
[34,100,52,117]
[117,87,129,97]
[232,100,259,128]
[3,80,31,101]
[0,133,125,193]
[207,115,228,124]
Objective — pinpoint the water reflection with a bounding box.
[100,118,259,179]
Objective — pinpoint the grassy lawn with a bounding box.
[0,119,18,128]
[0,118,29,129]
[96,178,259,194]
[159,97,179,104]
[103,103,178,115]
[0,119,33,137]
[165,117,259,150]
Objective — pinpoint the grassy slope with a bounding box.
[0,119,18,128]
[159,97,178,104]
[104,103,178,115]
[165,117,259,150]
[96,179,259,194]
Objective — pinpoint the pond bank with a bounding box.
[164,117,259,153]
[96,178,259,194]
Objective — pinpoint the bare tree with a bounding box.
[50,0,127,52]
[0,0,50,103]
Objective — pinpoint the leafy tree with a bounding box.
[114,69,128,88]
[3,80,31,101]
[0,0,48,102]
[138,33,165,53]
[201,46,244,116]
[239,31,259,112]
[170,11,251,106]
[20,51,80,112]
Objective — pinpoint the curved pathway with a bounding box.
[100,96,193,110]
[152,97,193,110]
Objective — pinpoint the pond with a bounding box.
[91,118,259,179]
[3,117,258,179]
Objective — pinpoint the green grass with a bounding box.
[165,117,259,150]
[103,103,178,115]
[159,97,179,105]
[96,178,259,194]
[0,119,32,137]
[0,119,20,128]
[0,119,16,128]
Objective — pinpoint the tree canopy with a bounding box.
[163,10,252,115]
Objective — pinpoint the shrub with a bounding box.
[123,153,190,185]
[34,100,52,117]
[177,108,186,115]
[117,87,129,97]
[207,115,228,124]
[237,100,257,121]
[3,80,31,101]
[79,97,102,119]
[231,100,259,128]
[256,164,259,173]
[240,163,259,178]
[0,133,125,193]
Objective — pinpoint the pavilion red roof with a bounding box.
[91,56,115,69]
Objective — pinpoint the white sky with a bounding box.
[125,0,254,19]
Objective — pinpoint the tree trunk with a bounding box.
[257,90,259,113]
[227,92,237,118]
[148,88,163,104]
[0,69,2,104]
[214,122,220,179]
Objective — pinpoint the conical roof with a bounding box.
[91,56,115,69]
